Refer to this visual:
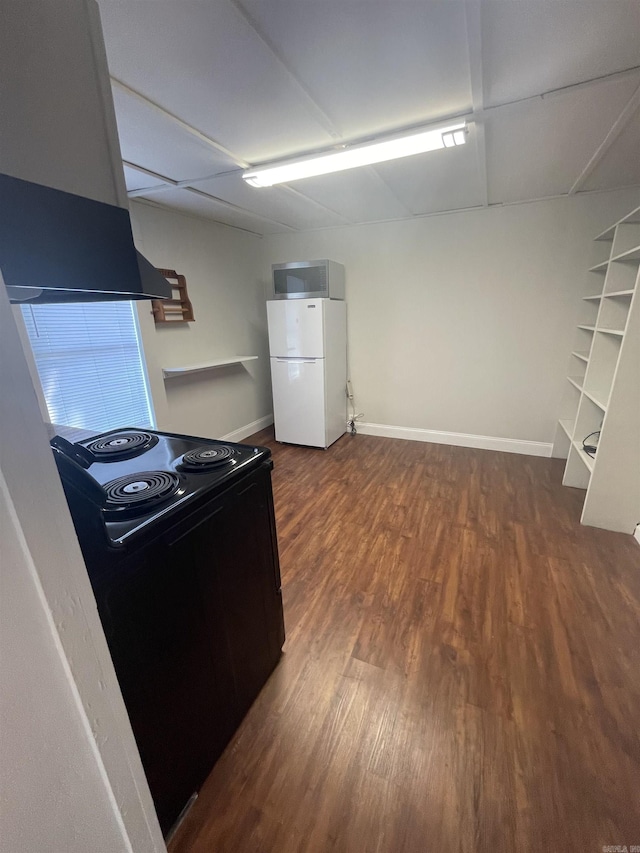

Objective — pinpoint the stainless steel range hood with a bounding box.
[1,173,172,304]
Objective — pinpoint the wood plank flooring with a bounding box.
[169,430,640,853]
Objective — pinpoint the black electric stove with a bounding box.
[51,427,271,547]
[51,427,285,837]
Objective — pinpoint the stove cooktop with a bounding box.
[52,427,270,546]
[85,430,160,460]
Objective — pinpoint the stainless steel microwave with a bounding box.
[271,260,345,300]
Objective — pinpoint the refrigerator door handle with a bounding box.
[275,358,316,363]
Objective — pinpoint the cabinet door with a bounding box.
[90,465,284,835]
[95,540,235,836]
[193,467,284,720]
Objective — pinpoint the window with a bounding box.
[21,301,154,433]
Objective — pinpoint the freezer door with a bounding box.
[271,358,326,448]
[267,300,324,358]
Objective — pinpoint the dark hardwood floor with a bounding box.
[169,429,640,853]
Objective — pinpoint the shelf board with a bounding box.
[558,418,574,439]
[596,327,624,337]
[162,356,258,379]
[581,387,607,412]
[620,206,640,225]
[610,244,640,263]
[571,350,589,363]
[567,373,607,412]
[588,260,608,272]
[594,226,615,242]
[572,440,595,472]
[603,289,634,298]
[594,206,640,240]
[577,324,596,332]
[582,294,602,302]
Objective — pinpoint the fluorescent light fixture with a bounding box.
[442,128,467,148]
[243,121,468,187]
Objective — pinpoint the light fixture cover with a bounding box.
[243,121,468,187]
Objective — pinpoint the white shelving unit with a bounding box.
[552,205,640,533]
[162,356,258,379]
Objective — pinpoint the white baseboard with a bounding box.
[221,414,273,443]
[634,524,640,547]
[224,415,553,457]
[355,421,553,458]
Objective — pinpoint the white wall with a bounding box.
[0,0,127,207]
[261,189,640,450]
[1,479,130,853]
[0,281,166,853]
[130,202,273,440]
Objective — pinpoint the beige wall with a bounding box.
[0,281,165,853]
[130,201,272,440]
[0,0,127,206]
[260,189,640,447]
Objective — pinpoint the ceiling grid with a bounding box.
[94,0,640,234]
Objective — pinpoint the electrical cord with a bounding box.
[347,412,364,435]
[582,430,600,458]
[346,380,363,435]
[345,329,363,435]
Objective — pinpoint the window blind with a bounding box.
[21,301,154,433]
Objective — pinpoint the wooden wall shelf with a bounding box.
[152,269,194,323]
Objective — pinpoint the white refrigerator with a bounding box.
[267,299,347,448]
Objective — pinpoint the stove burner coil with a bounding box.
[87,431,158,460]
[103,471,180,515]
[180,445,237,471]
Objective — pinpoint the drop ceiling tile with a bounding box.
[191,174,349,230]
[286,168,412,224]
[582,107,640,191]
[137,189,290,235]
[98,0,336,163]
[123,164,166,193]
[373,126,484,215]
[482,0,640,107]
[100,0,640,223]
[238,0,472,138]
[486,76,640,204]
[112,87,238,182]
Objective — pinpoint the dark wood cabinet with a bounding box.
[193,467,285,719]
[91,462,284,836]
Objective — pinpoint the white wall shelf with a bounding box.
[559,419,573,439]
[572,440,595,472]
[553,204,640,533]
[610,244,640,264]
[162,356,258,379]
[594,206,640,242]
[581,387,607,412]
[604,289,634,298]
